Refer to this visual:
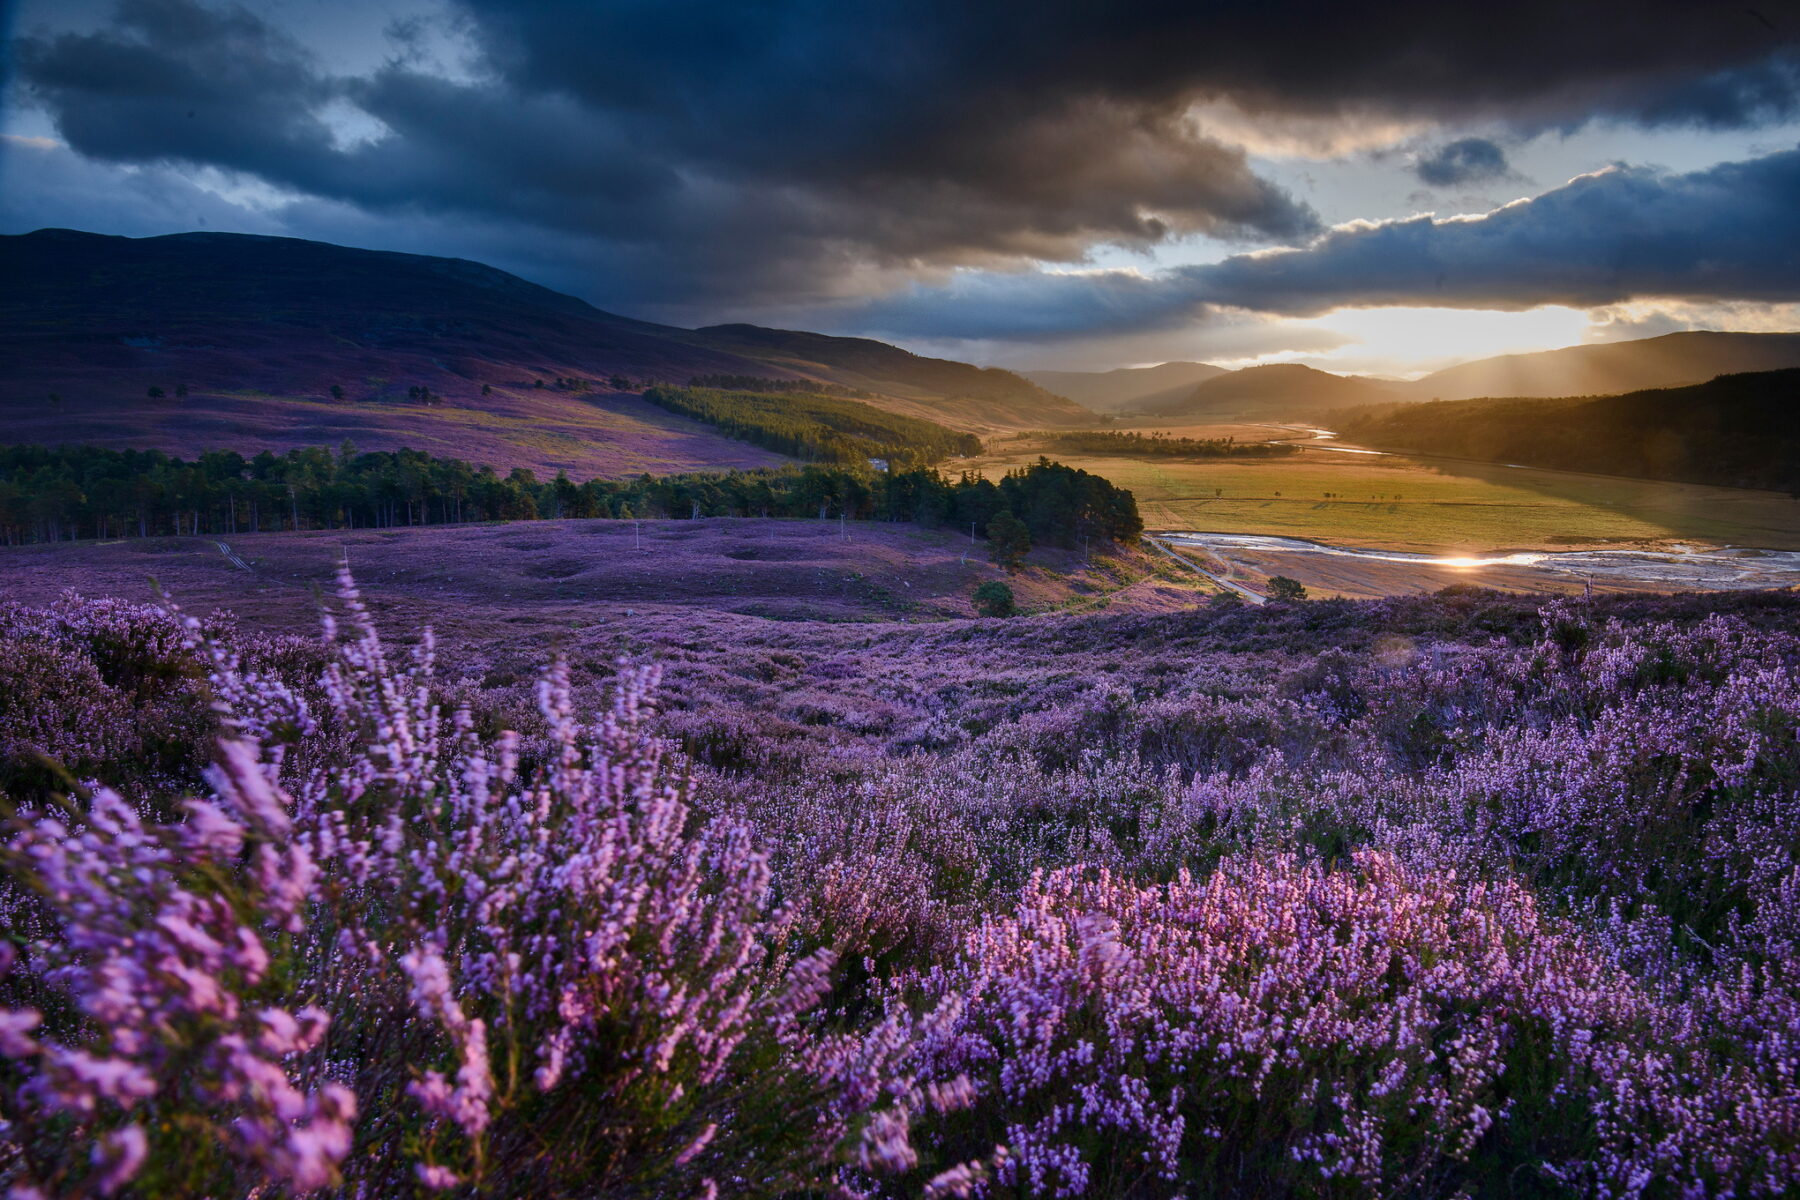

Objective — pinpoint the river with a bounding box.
[1162,532,1800,591]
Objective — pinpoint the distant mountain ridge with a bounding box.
[1049,331,1800,426]
[0,229,1089,475]
[1022,361,1228,411]
[1406,331,1800,401]
[1138,363,1400,418]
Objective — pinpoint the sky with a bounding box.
[3,0,1800,376]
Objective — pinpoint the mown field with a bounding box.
[970,432,1800,552]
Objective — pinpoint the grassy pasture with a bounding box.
[967,433,1800,552]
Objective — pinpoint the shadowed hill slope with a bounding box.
[1343,368,1800,492]
[1140,362,1399,419]
[688,324,1094,428]
[1022,361,1228,412]
[0,229,1087,474]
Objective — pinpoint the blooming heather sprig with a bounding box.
[213,566,930,1195]
[900,852,1800,1197]
[0,781,352,1195]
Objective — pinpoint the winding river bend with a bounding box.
[1161,532,1800,591]
[1144,425,1800,594]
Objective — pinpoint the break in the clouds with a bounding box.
[5,0,1800,354]
[842,147,1800,338]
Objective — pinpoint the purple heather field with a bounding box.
[1,523,1798,1197]
[8,0,1800,1191]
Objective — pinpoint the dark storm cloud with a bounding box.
[10,0,1800,318]
[1415,139,1513,187]
[14,0,338,177]
[9,0,1323,309]
[465,0,1800,139]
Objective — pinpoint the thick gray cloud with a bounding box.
[1199,146,1800,315]
[12,0,1800,314]
[1415,138,1513,187]
[7,0,1324,310]
[841,147,1800,340]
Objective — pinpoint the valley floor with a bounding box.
[971,427,1800,551]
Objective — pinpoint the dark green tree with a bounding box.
[1267,575,1308,602]
[972,580,1017,617]
[987,510,1031,571]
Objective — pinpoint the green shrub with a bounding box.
[973,581,1017,617]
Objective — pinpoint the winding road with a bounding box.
[1143,534,1267,604]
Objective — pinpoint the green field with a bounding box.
[968,441,1800,552]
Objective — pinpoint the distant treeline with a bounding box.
[1340,369,1800,493]
[0,444,1139,549]
[642,385,982,466]
[685,374,877,400]
[1041,430,1299,459]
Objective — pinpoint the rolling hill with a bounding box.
[1021,361,1229,412]
[1137,363,1399,419]
[685,324,1092,428]
[1407,331,1800,401]
[0,228,1089,476]
[1343,368,1800,492]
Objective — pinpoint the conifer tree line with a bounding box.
[1040,430,1301,459]
[0,444,1140,549]
[684,375,876,400]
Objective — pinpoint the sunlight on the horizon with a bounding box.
[1305,305,1592,375]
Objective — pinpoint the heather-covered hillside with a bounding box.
[2,570,1798,1196]
[0,230,1090,476]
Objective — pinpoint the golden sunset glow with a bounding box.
[1298,305,1594,376]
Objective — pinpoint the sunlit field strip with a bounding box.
[962,442,1800,552]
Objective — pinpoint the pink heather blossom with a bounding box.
[674,1122,717,1166]
[0,1009,41,1058]
[3,572,1798,1197]
[416,1163,463,1190]
[90,1125,148,1196]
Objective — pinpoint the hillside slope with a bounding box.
[1141,363,1399,419]
[1409,331,1800,401]
[1344,368,1800,492]
[0,229,1082,475]
[688,324,1094,428]
[0,229,803,475]
[1022,361,1227,411]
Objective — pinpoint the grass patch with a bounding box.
[963,444,1800,552]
